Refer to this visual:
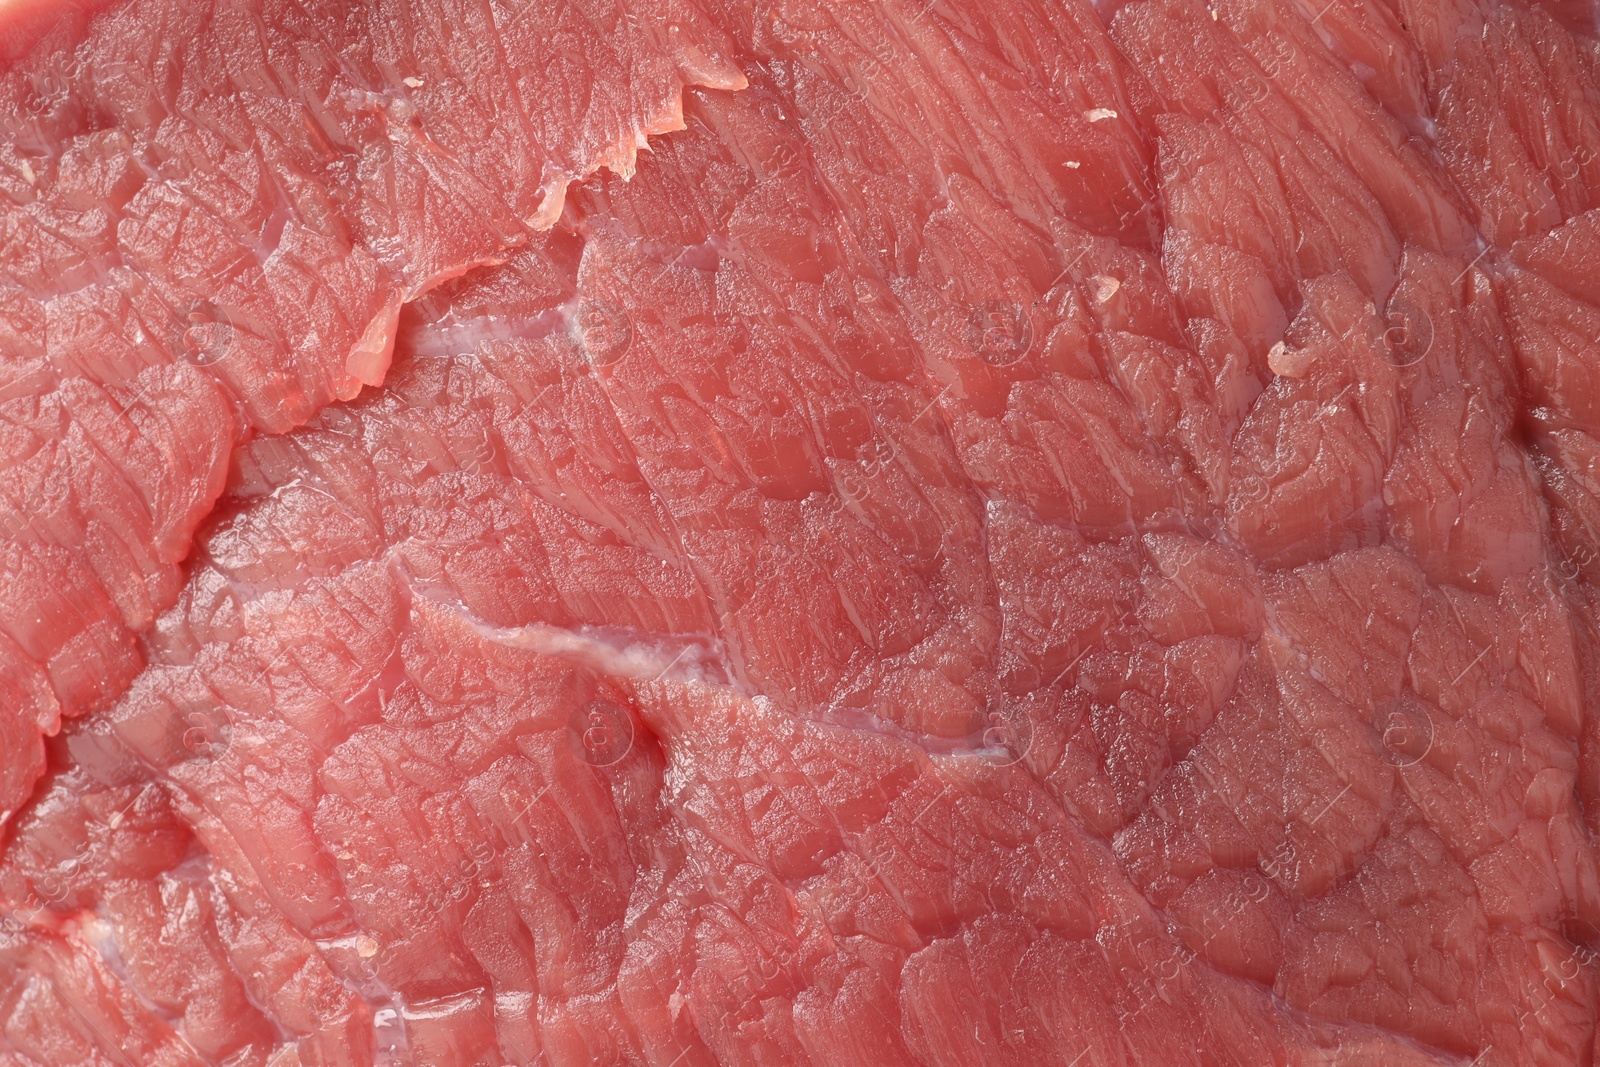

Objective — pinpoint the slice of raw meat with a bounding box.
[0,0,743,824]
[5,0,1600,1064]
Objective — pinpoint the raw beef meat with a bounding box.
[3,0,1600,1063]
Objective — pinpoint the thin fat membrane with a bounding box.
[3,0,1600,1064]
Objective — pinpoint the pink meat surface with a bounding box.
[2,0,1600,1063]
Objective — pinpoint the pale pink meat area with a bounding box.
[2,0,1600,1064]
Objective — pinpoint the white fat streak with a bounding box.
[462,612,710,683]
[401,990,488,1021]
[399,567,722,684]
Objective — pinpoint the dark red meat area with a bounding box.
[3,0,1600,1065]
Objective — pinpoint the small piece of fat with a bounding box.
[1267,341,1316,378]
[1088,275,1122,304]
